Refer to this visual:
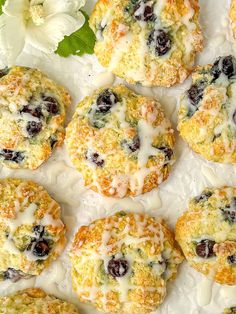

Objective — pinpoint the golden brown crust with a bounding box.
[71,211,183,313]
[176,186,236,285]
[66,85,175,198]
[0,66,71,170]
[0,178,66,280]
[0,288,80,313]
[90,0,203,87]
[178,59,236,164]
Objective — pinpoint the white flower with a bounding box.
[0,0,86,65]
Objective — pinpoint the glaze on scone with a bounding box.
[0,66,71,169]
[66,85,175,198]
[0,178,66,282]
[71,211,183,314]
[0,288,79,314]
[89,0,203,87]
[176,186,236,285]
[178,55,236,163]
[224,307,236,314]
[230,0,236,38]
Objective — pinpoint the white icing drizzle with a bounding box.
[197,276,214,306]
[108,31,133,71]
[137,119,164,167]
[181,0,197,56]
[4,203,37,234]
[40,214,63,228]
[72,214,176,308]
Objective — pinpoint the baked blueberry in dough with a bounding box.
[65,85,175,198]
[70,211,183,314]
[178,55,236,163]
[89,0,203,87]
[0,288,80,313]
[0,66,71,170]
[176,186,236,285]
[0,178,66,282]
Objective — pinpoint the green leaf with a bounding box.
[56,11,96,58]
[0,0,6,15]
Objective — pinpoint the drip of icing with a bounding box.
[137,119,162,167]
[40,214,63,228]
[197,276,214,306]
[93,72,115,89]
[220,285,236,299]
[181,0,197,56]
[4,203,37,233]
[3,238,20,254]
[153,0,166,16]
[108,32,133,71]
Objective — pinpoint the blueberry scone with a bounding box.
[0,66,71,169]
[0,178,66,282]
[224,308,236,314]
[230,0,236,38]
[178,55,236,163]
[66,85,175,198]
[71,211,183,314]
[89,0,203,87]
[176,186,236,285]
[0,288,79,314]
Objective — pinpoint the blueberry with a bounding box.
[107,258,129,278]
[33,225,45,237]
[196,239,216,258]
[187,84,204,107]
[0,67,10,78]
[158,147,173,161]
[148,29,171,56]
[85,152,104,167]
[21,105,42,118]
[3,268,24,282]
[122,135,140,153]
[42,95,59,115]
[195,191,212,203]
[227,254,236,265]
[49,136,58,148]
[222,198,236,223]
[96,90,119,113]
[26,121,42,137]
[211,56,236,80]
[0,149,24,163]
[133,1,154,21]
[32,240,50,257]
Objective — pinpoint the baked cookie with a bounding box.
[0,66,71,170]
[0,178,66,282]
[178,55,236,163]
[176,186,236,285]
[0,288,79,314]
[224,308,236,314]
[230,0,236,38]
[89,0,203,87]
[71,211,183,314]
[66,85,175,198]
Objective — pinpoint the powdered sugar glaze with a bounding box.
[0,0,235,313]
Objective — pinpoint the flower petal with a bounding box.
[25,13,85,53]
[0,14,26,65]
[43,0,86,16]
[3,0,28,17]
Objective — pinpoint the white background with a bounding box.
[0,0,236,313]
